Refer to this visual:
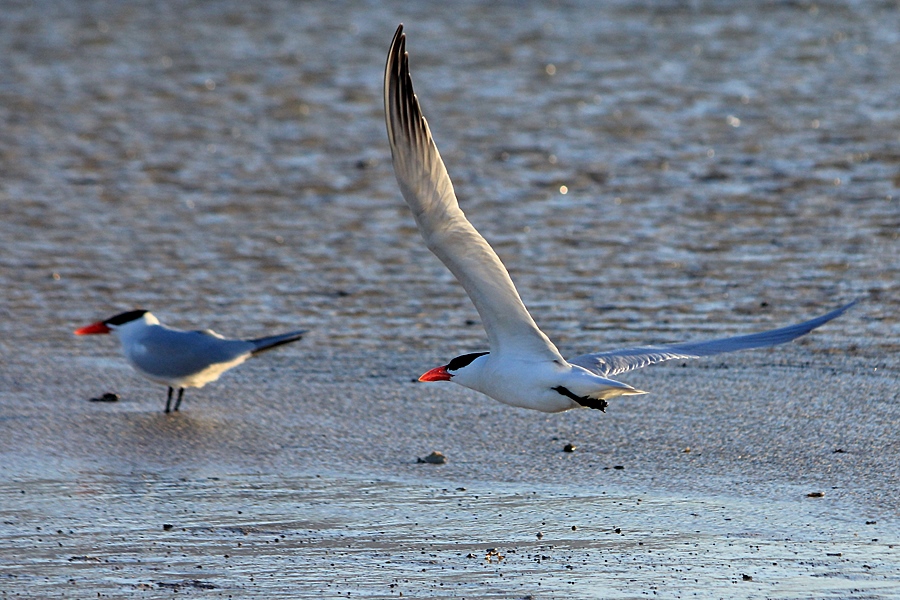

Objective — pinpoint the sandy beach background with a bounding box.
[1,1,898,597]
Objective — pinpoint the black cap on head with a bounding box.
[104,310,148,326]
[446,351,489,372]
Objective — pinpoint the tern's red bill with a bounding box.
[419,365,452,382]
[74,321,111,335]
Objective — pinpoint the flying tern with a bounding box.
[75,310,306,413]
[384,24,855,413]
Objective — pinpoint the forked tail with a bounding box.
[249,330,307,355]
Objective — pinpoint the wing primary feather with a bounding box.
[568,300,858,377]
[383,25,564,359]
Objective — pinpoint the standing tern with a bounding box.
[384,24,855,413]
[75,310,306,413]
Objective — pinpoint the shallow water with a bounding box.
[1,0,898,597]
[2,473,897,598]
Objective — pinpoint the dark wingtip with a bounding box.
[387,24,405,79]
[825,298,860,321]
[385,22,424,143]
[844,298,862,311]
[385,24,404,136]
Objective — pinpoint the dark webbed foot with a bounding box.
[576,397,608,412]
[552,386,608,412]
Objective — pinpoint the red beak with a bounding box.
[74,321,111,335]
[419,365,452,382]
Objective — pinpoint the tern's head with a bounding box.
[419,351,489,382]
[74,310,155,335]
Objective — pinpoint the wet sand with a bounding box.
[1,1,898,597]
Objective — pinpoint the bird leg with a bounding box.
[552,386,608,412]
[173,388,185,412]
[165,387,174,413]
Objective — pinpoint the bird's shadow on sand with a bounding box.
[79,401,260,473]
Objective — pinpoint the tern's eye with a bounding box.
[446,352,489,372]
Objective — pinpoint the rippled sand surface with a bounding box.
[1,1,898,597]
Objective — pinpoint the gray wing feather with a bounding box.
[129,327,255,380]
[568,301,857,377]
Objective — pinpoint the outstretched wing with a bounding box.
[384,25,562,360]
[568,301,857,377]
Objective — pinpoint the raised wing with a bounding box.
[568,301,857,377]
[384,25,562,360]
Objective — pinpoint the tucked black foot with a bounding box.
[552,386,608,412]
[576,397,608,412]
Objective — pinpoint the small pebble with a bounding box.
[807,491,825,498]
[162,524,174,531]
[90,392,119,402]
[417,451,447,464]
[742,574,753,581]
[563,443,576,453]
